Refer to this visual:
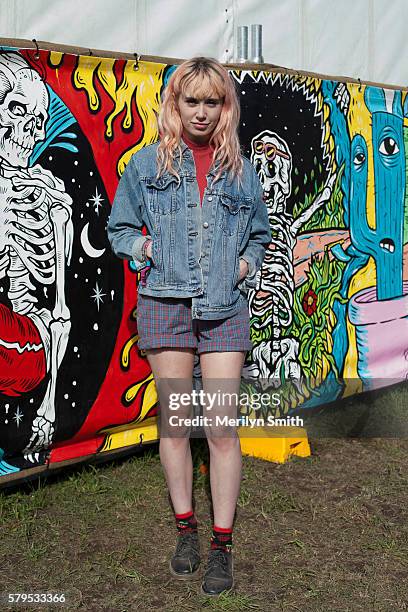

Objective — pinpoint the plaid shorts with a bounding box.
[136,294,253,353]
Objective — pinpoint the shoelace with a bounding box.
[206,549,230,572]
[175,533,200,557]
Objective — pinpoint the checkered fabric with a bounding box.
[136,294,253,353]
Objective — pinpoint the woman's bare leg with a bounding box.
[200,351,246,528]
[145,348,195,515]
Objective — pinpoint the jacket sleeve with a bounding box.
[107,156,151,272]
[240,167,271,288]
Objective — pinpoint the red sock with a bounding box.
[211,524,233,552]
[175,510,198,534]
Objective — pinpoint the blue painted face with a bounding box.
[349,87,405,301]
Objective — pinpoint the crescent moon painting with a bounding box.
[80,223,106,258]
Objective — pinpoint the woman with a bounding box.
[107,56,271,596]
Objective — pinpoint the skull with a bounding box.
[0,53,49,169]
[251,130,292,214]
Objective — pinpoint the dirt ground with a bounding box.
[1,386,407,612]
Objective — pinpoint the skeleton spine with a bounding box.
[8,247,38,315]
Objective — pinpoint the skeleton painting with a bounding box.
[0,48,123,474]
[244,127,336,389]
[244,130,300,386]
[0,53,73,456]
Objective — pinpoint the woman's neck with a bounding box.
[182,131,213,150]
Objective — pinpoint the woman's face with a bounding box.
[178,86,223,144]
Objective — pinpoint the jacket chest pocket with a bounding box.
[145,174,181,215]
[220,193,252,236]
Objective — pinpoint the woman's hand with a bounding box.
[145,240,153,260]
[238,258,249,282]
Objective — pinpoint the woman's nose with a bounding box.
[196,103,206,119]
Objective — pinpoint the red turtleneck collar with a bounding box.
[182,131,214,204]
[182,131,213,151]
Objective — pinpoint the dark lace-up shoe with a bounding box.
[200,548,234,595]
[169,531,201,580]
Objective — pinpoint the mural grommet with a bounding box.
[133,53,140,71]
[31,38,40,60]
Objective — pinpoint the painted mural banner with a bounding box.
[0,41,407,485]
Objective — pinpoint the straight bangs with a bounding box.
[157,57,243,183]
[180,69,225,102]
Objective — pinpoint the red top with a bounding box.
[183,132,214,205]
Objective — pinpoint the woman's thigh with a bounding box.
[200,351,246,438]
[145,347,195,379]
[146,348,196,437]
[199,351,246,380]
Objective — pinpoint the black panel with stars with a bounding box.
[237,74,328,215]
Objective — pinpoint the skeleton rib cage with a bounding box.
[249,210,295,345]
[2,185,56,316]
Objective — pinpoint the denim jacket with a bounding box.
[107,140,271,320]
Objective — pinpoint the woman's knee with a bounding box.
[205,430,240,451]
[160,435,191,449]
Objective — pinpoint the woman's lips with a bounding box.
[192,123,209,129]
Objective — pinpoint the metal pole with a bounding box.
[236,26,249,63]
[250,24,264,63]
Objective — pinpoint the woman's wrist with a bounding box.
[142,238,152,262]
[238,257,249,281]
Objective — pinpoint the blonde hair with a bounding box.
[157,57,243,183]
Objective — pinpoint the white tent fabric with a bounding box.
[0,0,406,87]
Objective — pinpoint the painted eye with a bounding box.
[379,137,399,155]
[267,161,275,177]
[8,101,27,116]
[353,152,365,166]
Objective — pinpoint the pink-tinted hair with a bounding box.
[156,57,243,183]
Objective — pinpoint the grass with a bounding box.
[1,386,408,611]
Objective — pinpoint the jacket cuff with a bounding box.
[132,235,152,272]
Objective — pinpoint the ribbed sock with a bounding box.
[175,509,198,534]
[210,524,233,552]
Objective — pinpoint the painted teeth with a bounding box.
[9,136,31,152]
[380,239,395,253]
[334,82,350,116]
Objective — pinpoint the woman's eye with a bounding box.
[353,152,365,166]
[379,137,399,156]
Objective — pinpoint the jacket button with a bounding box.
[203,222,209,228]
[207,196,213,202]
